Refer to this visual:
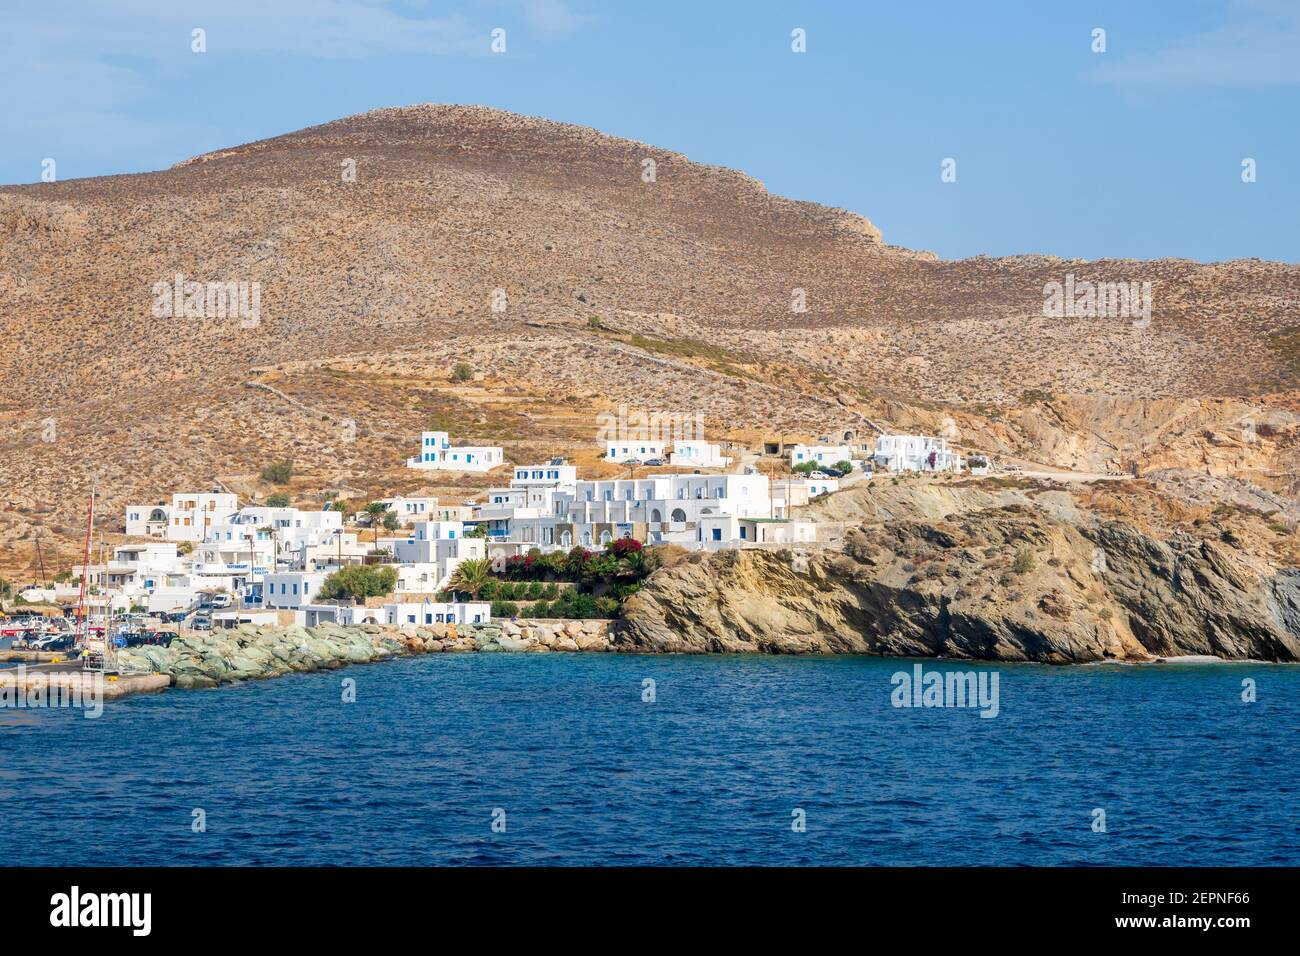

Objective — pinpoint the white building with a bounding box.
[604,439,667,463]
[379,496,441,519]
[873,435,962,473]
[392,522,488,592]
[124,492,238,542]
[669,440,732,469]
[382,600,491,627]
[299,600,490,629]
[74,542,186,602]
[230,506,342,548]
[263,571,329,610]
[510,462,577,488]
[789,445,852,470]
[771,477,841,515]
[509,473,775,550]
[124,503,171,537]
[698,515,819,549]
[407,431,504,472]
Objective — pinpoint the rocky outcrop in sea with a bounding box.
[616,481,1300,663]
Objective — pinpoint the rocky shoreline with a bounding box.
[116,619,618,688]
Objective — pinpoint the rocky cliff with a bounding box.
[617,479,1300,663]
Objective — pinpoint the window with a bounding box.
[740,527,748,540]
[711,528,722,541]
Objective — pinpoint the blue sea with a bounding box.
[1,654,1296,866]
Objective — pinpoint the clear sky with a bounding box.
[2,0,1296,262]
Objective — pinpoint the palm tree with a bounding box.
[447,558,493,600]
[364,501,388,553]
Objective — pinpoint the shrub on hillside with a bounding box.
[260,460,294,484]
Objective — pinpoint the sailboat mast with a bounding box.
[74,486,96,643]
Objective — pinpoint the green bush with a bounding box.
[265,492,290,508]
[1012,547,1036,575]
[450,362,474,383]
[491,600,519,618]
[260,460,294,484]
[319,565,397,601]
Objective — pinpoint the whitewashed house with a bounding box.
[698,515,819,550]
[873,435,962,473]
[510,462,577,487]
[392,522,487,591]
[604,439,667,463]
[669,440,731,469]
[407,431,504,473]
[383,600,491,627]
[789,444,852,470]
[124,503,171,537]
[262,571,329,610]
[298,600,490,629]
[379,496,441,519]
[510,473,775,550]
[126,492,238,542]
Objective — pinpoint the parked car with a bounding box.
[210,593,232,609]
[125,631,174,648]
[31,634,75,652]
[191,615,212,631]
[642,458,665,467]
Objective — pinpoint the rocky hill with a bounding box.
[2,104,1299,575]
[619,477,1300,662]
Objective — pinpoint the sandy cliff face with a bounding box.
[618,481,1300,662]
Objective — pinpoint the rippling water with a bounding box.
[1,654,1296,865]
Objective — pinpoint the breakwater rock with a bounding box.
[115,619,618,688]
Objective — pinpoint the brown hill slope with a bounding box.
[1,104,1298,572]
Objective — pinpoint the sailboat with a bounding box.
[75,487,117,674]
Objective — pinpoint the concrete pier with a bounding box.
[0,661,171,708]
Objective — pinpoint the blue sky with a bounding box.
[2,0,1296,262]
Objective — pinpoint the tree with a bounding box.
[465,524,487,538]
[381,512,401,534]
[265,492,290,508]
[791,461,818,475]
[318,565,397,602]
[448,558,493,599]
[260,460,294,484]
[831,460,854,476]
[364,501,388,551]
[450,362,474,383]
[330,500,349,513]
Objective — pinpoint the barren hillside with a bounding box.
[2,104,1298,574]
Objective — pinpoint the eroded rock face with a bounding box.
[617,500,1300,663]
